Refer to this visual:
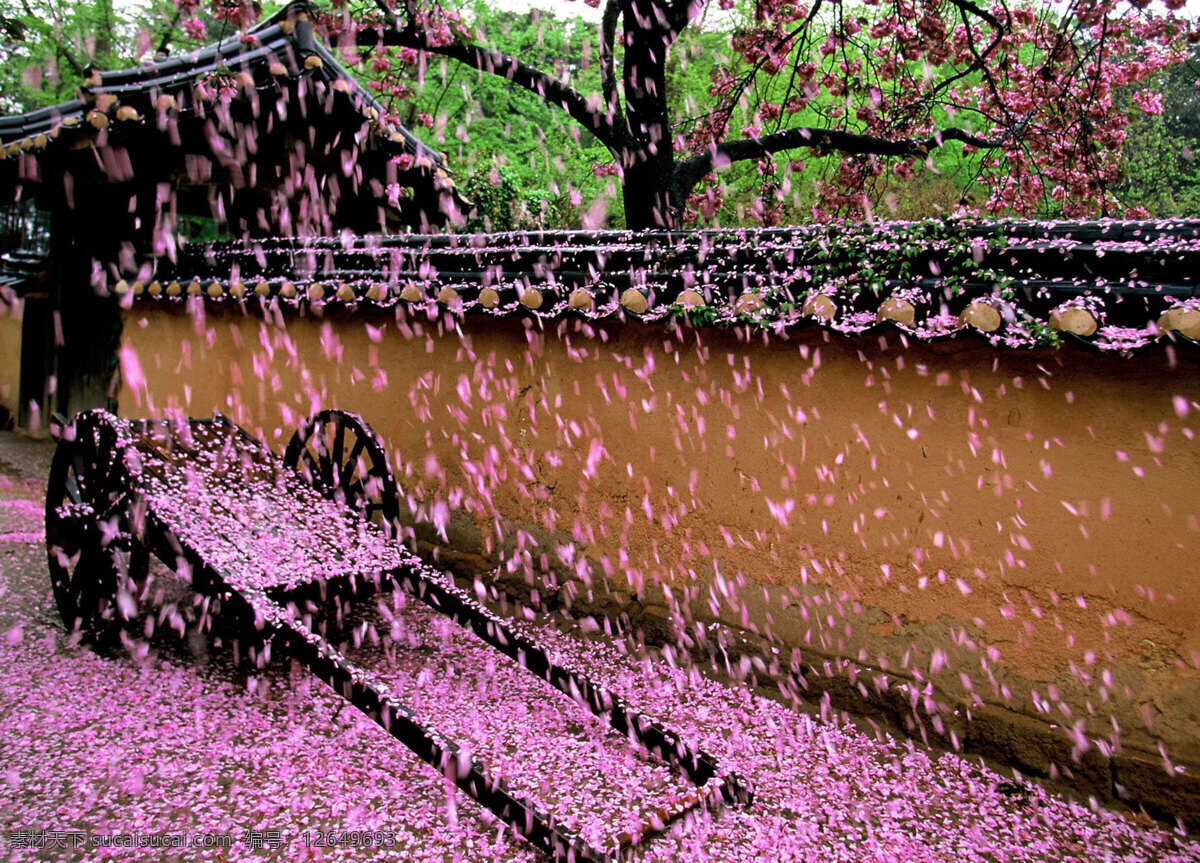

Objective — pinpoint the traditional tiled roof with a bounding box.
[0,249,46,298]
[112,220,1200,352]
[0,2,457,232]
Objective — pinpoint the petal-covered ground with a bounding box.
[1,433,1197,862]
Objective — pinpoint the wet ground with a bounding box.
[0,430,1197,862]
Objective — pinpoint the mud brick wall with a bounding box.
[119,303,1200,825]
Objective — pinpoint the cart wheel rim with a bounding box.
[45,411,148,648]
[284,410,400,531]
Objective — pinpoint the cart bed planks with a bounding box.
[44,409,751,862]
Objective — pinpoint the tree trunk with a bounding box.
[622,156,682,230]
[619,0,677,230]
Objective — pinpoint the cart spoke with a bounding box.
[298,447,320,485]
[283,410,400,523]
[318,453,336,490]
[63,473,83,506]
[47,518,84,559]
[70,450,90,503]
[344,480,367,511]
[98,488,127,523]
[332,419,346,466]
[67,546,97,601]
[340,436,366,488]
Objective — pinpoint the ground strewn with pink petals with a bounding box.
[1,436,1197,862]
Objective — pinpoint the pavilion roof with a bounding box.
[0,2,457,234]
[0,3,437,164]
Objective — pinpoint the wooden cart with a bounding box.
[44,408,751,862]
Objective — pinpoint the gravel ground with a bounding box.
[0,430,1197,863]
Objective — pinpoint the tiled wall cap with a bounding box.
[206,282,224,298]
[436,286,459,305]
[304,56,324,71]
[620,288,649,314]
[1049,306,1098,337]
[366,283,386,302]
[147,281,163,296]
[156,94,178,111]
[1158,307,1200,340]
[307,283,325,301]
[279,282,297,299]
[478,286,501,309]
[254,281,271,297]
[269,62,289,77]
[86,110,109,129]
[132,280,145,295]
[113,279,131,296]
[116,106,141,122]
[568,289,594,311]
[400,283,423,302]
[32,133,48,149]
[803,294,837,319]
[230,282,246,299]
[519,289,544,310]
[166,281,182,296]
[735,293,765,314]
[960,301,1002,332]
[94,93,119,113]
[877,296,915,325]
[186,281,202,296]
[678,288,706,308]
[336,283,356,302]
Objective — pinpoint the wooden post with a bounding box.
[51,209,123,418]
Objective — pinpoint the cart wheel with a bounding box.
[284,410,400,530]
[45,410,149,650]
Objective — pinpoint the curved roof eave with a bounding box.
[0,3,444,171]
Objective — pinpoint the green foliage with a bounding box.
[3,0,126,111]
[4,0,1198,227]
[742,220,1012,307]
[462,164,522,232]
[1012,319,1063,348]
[1118,46,1200,218]
[0,0,215,113]
[658,220,1072,347]
[372,2,623,230]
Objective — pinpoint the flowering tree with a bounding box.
[155,0,1200,227]
[314,0,1192,228]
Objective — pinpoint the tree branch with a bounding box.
[359,15,619,152]
[599,0,624,137]
[691,3,821,149]
[156,5,183,57]
[943,0,1003,34]
[666,0,705,35]
[676,126,1009,198]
